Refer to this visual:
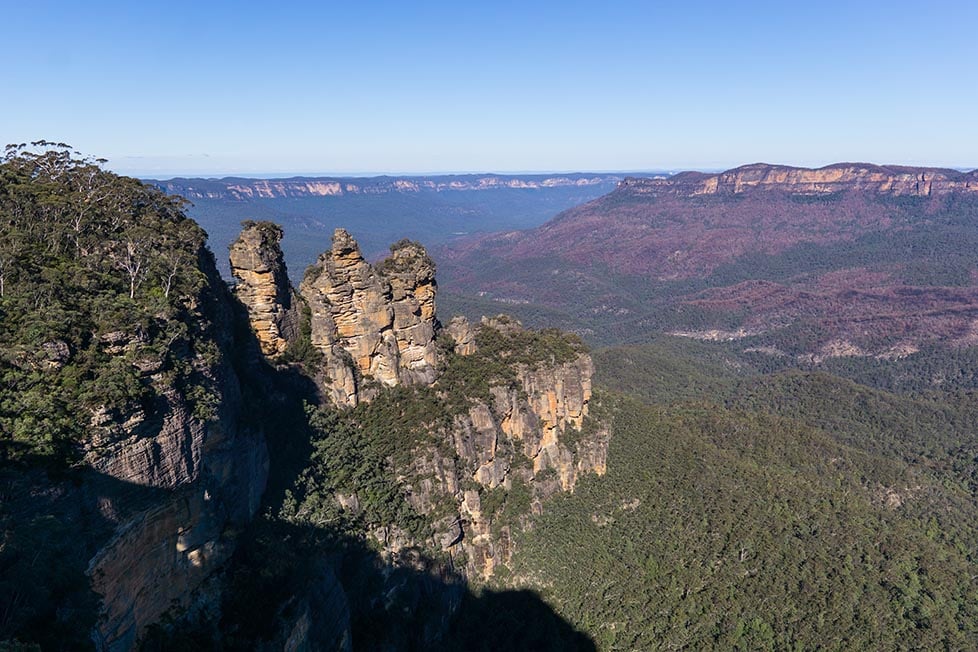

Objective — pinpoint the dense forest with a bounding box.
[507,338,978,650]
[0,142,217,468]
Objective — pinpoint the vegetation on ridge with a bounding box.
[0,142,219,467]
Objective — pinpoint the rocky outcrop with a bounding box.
[229,221,301,356]
[453,352,605,578]
[392,318,608,579]
[381,240,439,386]
[621,163,978,198]
[83,263,268,650]
[226,224,609,582]
[444,316,477,355]
[299,229,439,407]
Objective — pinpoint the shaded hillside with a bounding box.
[438,163,978,357]
[0,144,269,648]
[150,173,622,279]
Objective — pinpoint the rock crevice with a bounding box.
[299,229,439,406]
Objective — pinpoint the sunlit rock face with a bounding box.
[299,229,439,406]
[229,221,300,356]
[229,223,609,582]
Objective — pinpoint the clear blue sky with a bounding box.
[3,0,976,177]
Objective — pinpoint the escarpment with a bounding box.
[0,148,269,651]
[424,319,607,578]
[85,277,269,650]
[621,162,978,198]
[232,224,608,580]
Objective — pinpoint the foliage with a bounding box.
[514,333,978,650]
[513,394,978,650]
[282,399,433,541]
[437,321,586,409]
[0,143,216,466]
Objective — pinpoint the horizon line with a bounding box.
[135,162,978,183]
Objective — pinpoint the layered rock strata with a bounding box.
[621,162,978,198]
[229,221,301,356]
[86,264,268,650]
[298,229,439,406]
[398,317,608,579]
[229,224,609,579]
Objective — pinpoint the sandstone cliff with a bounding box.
[229,221,301,356]
[224,223,608,586]
[156,173,622,201]
[223,223,611,583]
[0,149,274,650]
[364,315,608,579]
[298,229,440,406]
[86,262,268,651]
[621,162,978,198]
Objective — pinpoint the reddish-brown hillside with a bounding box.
[438,163,978,356]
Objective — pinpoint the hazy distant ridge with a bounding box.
[622,162,978,197]
[152,173,623,201]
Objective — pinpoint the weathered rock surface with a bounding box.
[453,352,605,578]
[299,229,439,406]
[229,221,301,356]
[444,316,477,355]
[80,262,269,650]
[226,223,608,587]
[392,320,607,579]
[382,240,439,386]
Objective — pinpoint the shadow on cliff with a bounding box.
[0,462,171,649]
[211,294,598,651]
[148,515,596,652]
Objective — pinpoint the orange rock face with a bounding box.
[299,229,440,406]
[229,222,300,356]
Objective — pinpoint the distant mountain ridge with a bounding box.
[438,161,978,357]
[622,162,978,198]
[153,173,623,201]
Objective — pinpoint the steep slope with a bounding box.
[0,146,268,649]
[230,225,609,582]
[439,162,978,359]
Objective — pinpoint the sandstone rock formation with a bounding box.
[86,264,268,649]
[444,316,477,355]
[621,162,978,198]
[298,229,439,406]
[389,317,607,579]
[227,224,609,581]
[229,221,301,356]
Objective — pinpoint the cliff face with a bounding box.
[229,221,301,356]
[381,316,607,579]
[86,262,269,651]
[434,329,607,579]
[155,173,622,201]
[299,229,440,406]
[0,150,273,650]
[622,163,978,197]
[230,224,608,582]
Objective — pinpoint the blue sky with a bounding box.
[3,0,976,176]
